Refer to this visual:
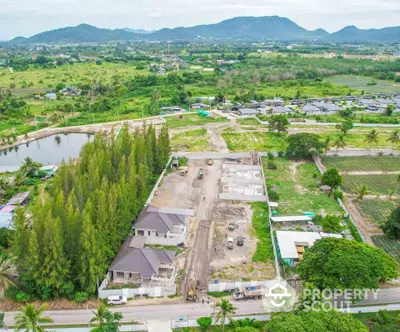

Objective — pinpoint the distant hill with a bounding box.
[9,17,400,44]
[327,25,400,43]
[122,28,154,34]
[25,24,142,43]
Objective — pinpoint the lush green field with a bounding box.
[222,132,287,151]
[319,132,393,149]
[322,156,400,172]
[165,113,227,128]
[356,199,399,225]
[251,202,274,262]
[342,174,399,194]
[329,75,400,93]
[371,235,400,264]
[170,128,209,151]
[0,63,147,91]
[263,158,341,215]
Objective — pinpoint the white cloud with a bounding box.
[0,0,399,40]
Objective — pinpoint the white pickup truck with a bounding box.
[233,286,263,300]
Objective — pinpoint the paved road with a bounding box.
[3,300,265,326]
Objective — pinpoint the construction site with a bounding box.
[150,152,275,302]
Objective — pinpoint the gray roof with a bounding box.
[322,104,343,112]
[302,104,320,112]
[237,108,259,115]
[272,106,292,113]
[7,191,30,205]
[110,237,175,278]
[132,207,186,233]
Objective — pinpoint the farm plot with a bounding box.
[263,158,341,215]
[170,129,209,152]
[342,174,399,194]
[356,199,399,225]
[322,156,400,172]
[222,132,287,152]
[371,235,400,264]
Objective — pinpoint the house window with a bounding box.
[148,231,151,236]
[156,232,158,237]
[138,230,144,236]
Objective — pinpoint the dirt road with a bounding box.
[184,160,222,296]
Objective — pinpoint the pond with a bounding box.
[0,133,94,173]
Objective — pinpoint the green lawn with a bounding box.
[165,114,227,128]
[263,158,342,215]
[236,118,261,125]
[342,174,399,194]
[222,132,287,151]
[329,75,400,93]
[319,132,393,149]
[251,202,274,262]
[356,199,399,225]
[322,156,400,172]
[171,128,209,152]
[371,235,400,264]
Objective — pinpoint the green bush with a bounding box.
[267,161,277,169]
[15,291,31,303]
[74,291,89,303]
[333,189,344,200]
[268,189,280,201]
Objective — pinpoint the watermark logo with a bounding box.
[262,277,296,312]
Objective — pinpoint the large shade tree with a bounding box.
[382,207,400,239]
[286,133,323,158]
[297,237,398,290]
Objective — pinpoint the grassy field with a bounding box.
[356,199,399,225]
[371,235,400,264]
[0,63,147,91]
[263,158,342,215]
[222,132,287,151]
[319,132,393,149]
[322,156,400,172]
[328,75,400,93]
[170,129,209,152]
[251,202,274,262]
[165,114,227,128]
[236,118,261,125]
[342,174,399,194]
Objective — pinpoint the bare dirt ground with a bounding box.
[210,201,275,282]
[206,124,229,153]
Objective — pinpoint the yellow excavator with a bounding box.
[186,279,198,302]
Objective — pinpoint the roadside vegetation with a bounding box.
[171,129,209,152]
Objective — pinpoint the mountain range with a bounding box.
[8,16,400,44]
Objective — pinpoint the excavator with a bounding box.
[186,279,198,302]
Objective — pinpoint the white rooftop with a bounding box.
[276,231,342,259]
[271,216,312,223]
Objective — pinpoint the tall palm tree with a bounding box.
[89,303,109,329]
[333,135,347,155]
[14,304,53,332]
[324,137,331,154]
[19,157,42,178]
[215,299,236,332]
[356,184,369,200]
[365,129,379,155]
[0,258,17,297]
[387,129,400,154]
[89,304,122,332]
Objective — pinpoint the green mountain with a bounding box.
[8,17,400,44]
[327,25,400,43]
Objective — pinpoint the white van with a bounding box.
[107,295,127,305]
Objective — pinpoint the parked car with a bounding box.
[107,295,127,305]
[227,237,234,249]
[237,236,244,246]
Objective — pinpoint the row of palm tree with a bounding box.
[325,129,400,155]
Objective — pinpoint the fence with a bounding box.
[15,325,148,332]
[208,280,273,292]
[144,236,186,246]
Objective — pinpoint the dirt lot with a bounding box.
[210,201,275,282]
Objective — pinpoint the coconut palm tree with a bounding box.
[0,258,17,297]
[323,137,331,154]
[215,299,236,332]
[19,157,42,178]
[333,135,347,155]
[356,184,369,200]
[387,129,400,154]
[365,129,379,155]
[89,304,109,329]
[89,303,122,332]
[14,304,53,332]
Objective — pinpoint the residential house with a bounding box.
[237,108,259,116]
[109,236,176,285]
[272,106,293,114]
[312,102,343,113]
[264,98,285,107]
[36,165,58,177]
[7,191,30,206]
[60,86,82,97]
[192,103,208,109]
[132,207,188,246]
[302,104,320,115]
[160,106,182,113]
[0,205,16,229]
[276,231,343,267]
[45,93,57,100]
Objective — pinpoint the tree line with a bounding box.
[12,124,170,300]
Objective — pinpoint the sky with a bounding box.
[1,0,399,40]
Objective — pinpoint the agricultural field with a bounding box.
[356,199,399,225]
[319,132,393,149]
[322,156,400,172]
[165,113,227,128]
[263,158,342,215]
[328,75,400,93]
[371,235,400,264]
[222,132,287,151]
[170,129,209,151]
[342,174,399,195]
